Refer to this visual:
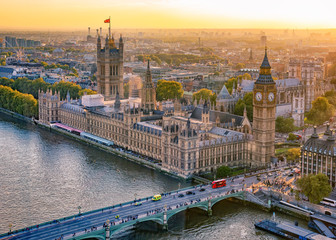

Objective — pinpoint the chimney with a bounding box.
[88,27,90,36]
[100,27,102,36]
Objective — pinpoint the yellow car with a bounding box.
[152,194,162,201]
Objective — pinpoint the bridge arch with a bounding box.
[110,217,163,236]
[167,204,208,222]
[77,235,105,240]
[211,192,245,208]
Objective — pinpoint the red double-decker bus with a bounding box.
[212,179,226,188]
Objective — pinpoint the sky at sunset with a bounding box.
[1,0,336,30]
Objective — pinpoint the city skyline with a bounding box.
[1,0,336,30]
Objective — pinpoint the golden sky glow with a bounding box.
[1,0,336,30]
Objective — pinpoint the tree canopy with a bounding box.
[286,148,301,162]
[156,80,184,101]
[216,166,232,179]
[0,85,38,118]
[138,53,223,66]
[276,116,296,133]
[192,88,216,106]
[306,97,334,125]
[0,77,96,100]
[296,173,332,204]
[224,77,238,94]
[234,92,253,120]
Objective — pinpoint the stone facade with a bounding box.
[97,34,124,100]
[38,89,60,124]
[276,79,305,127]
[288,58,326,111]
[301,125,336,187]
[38,38,276,177]
[253,48,276,165]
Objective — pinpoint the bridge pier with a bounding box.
[105,220,110,240]
[207,198,212,216]
[163,207,168,230]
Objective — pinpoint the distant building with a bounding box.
[301,125,336,187]
[288,58,326,111]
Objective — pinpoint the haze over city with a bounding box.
[3,0,336,239]
[1,0,336,30]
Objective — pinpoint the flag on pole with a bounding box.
[104,19,110,23]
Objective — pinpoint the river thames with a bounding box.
[0,112,307,239]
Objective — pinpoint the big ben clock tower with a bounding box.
[253,47,276,166]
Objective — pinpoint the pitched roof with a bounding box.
[255,48,275,85]
[217,85,232,99]
[190,106,245,127]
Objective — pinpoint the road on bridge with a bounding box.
[0,166,296,240]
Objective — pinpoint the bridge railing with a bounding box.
[0,184,210,237]
[64,188,248,239]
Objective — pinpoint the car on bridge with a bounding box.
[135,202,142,206]
[186,191,195,195]
[178,193,184,198]
[152,194,162,201]
[199,188,205,192]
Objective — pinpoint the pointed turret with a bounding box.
[109,34,116,48]
[97,30,101,53]
[66,90,70,102]
[141,60,156,113]
[256,46,274,84]
[105,35,109,49]
[114,91,121,109]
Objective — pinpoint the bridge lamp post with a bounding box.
[105,219,110,240]
[77,206,81,215]
[8,223,12,233]
[134,193,137,201]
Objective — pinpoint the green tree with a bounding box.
[296,173,332,204]
[287,133,298,141]
[276,116,296,133]
[324,90,336,108]
[78,89,96,97]
[0,77,14,87]
[156,80,184,101]
[286,148,301,162]
[224,77,238,94]
[235,63,245,70]
[242,73,252,80]
[216,166,231,179]
[234,92,253,120]
[0,85,38,118]
[192,88,216,106]
[306,97,334,125]
[51,81,82,100]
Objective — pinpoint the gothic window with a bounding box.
[110,66,112,76]
[116,66,118,76]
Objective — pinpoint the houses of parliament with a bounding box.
[39,32,277,177]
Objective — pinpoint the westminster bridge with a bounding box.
[0,179,269,240]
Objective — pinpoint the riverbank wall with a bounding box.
[0,108,188,180]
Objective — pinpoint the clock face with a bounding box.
[268,92,274,102]
[255,92,262,101]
